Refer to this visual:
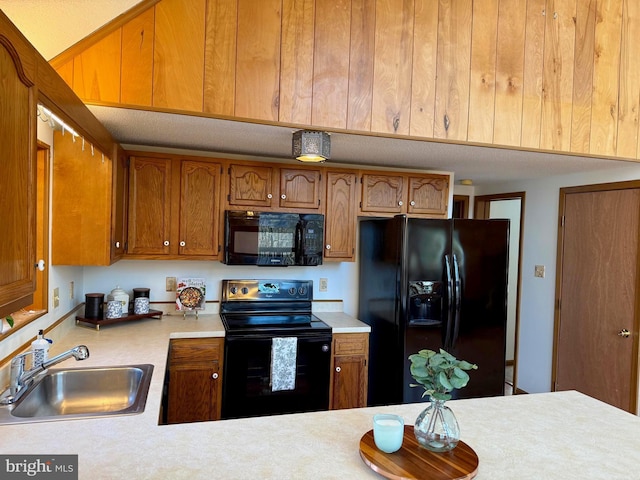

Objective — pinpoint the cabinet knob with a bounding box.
[410,200,416,206]
[115,241,121,248]
[398,201,403,206]
[34,259,46,271]
[335,366,341,373]
[267,193,273,199]
[325,244,331,250]
[281,194,287,199]
[180,241,186,247]
[164,241,170,246]
[212,373,219,380]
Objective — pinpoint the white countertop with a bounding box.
[1,314,639,479]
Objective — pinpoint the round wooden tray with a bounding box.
[359,426,478,480]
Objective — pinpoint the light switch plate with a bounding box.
[319,278,328,292]
[166,277,177,292]
[534,265,545,278]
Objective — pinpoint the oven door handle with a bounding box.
[294,221,304,264]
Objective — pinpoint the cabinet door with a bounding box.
[127,156,172,255]
[179,160,221,256]
[324,171,357,261]
[360,173,405,214]
[52,131,112,265]
[332,355,368,410]
[167,338,224,424]
[331,333,369,410]
[0,39,36,317]
[228,163,274,208]
[406,174,450,217]
[110,145,128,262]
[167,362,221,424]
[279,167,322,210]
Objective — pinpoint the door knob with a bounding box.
[618,328,631,338]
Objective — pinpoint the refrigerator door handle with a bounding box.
[452,253,462,348]
[444,254,454,349]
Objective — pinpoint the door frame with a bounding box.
[474,191,525,394]
[552,180,640,412]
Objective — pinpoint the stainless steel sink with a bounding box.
[0,364,153,424]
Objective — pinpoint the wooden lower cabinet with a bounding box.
[330,333,369,410]
[166,338,224,424]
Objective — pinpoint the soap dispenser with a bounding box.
[32,329,51,368]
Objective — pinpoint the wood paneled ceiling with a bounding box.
[1,0,637,186]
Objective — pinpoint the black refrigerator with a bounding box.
[359,215,509,406]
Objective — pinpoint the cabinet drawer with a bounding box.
[333,333,369,356]
[170,338,223,364]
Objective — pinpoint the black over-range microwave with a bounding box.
[223,211,324,266]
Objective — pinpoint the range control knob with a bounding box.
[298,287,306,295]
[241,287,249,295]
[288,287,296,295]
[229,286,238,295]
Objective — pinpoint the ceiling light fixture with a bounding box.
[292,130,330,163]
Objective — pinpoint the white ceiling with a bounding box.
[2,0,637,186]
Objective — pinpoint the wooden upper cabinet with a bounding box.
[52,131,122,266]
[406,174,449,217]
[0,29,37,318]
[127,156,173,255]
[127,155,222,258]
[121,7,154,106]
[153,0,206,110]
[324,170,358,261]
[360,173,405,215]
[227,163,275,208]
[279,167,322,210]
[360,171,450,218]
[111,145,128,262]
[179,160,222,256]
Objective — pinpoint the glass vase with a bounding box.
[414,399,460,452]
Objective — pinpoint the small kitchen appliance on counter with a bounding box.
[219,279,332,419]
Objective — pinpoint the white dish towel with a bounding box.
[271,337,298,392]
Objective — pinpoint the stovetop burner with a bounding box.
[220,279,331,336]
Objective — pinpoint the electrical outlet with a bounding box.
[53,287,60,308]
[319,278,328,292]
[166,276,177,292]
[69,281,74,299]
[534,265,545,278]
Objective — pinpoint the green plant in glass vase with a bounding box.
[409,349,477,452]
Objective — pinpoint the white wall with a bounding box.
[489,199,521,363]
[477,162,640,394]
[83,260,359,316]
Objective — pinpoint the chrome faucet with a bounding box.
[3,345,90,404]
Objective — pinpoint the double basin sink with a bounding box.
[0,364,154,424]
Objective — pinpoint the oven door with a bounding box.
[221,332,332,419]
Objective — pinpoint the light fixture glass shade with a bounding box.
[292,130,330,162]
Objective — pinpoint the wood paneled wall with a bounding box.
[50,0,640,162]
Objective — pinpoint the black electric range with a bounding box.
[219,279,332,419]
